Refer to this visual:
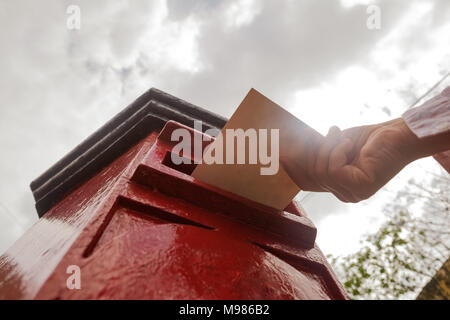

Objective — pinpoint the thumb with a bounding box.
[329,138,353,173]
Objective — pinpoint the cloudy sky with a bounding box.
[0,0,449,256]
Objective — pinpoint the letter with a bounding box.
[203,132,224,164]
[206,306,214,318]
[204,128,220,138]
[66,5,81,30]
[226,128,258,164]
[366,5,381,30]
[193,121,203,164]
[201,306,208,315]
[260,129,279,175]
[66,265,81,290]
[171,128,192,164]
[189,305,195,314]
[258,129,270,166]
[224,305,233,314]
[255,305,262,314]
[179,307,185,315]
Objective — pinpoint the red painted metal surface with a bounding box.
[0,121,348,300]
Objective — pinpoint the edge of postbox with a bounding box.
[30,88,227,217]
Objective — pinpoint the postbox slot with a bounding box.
[162,151,197,175]
[132,164,317,249]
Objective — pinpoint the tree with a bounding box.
[329,168,450,299]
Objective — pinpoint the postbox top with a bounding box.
[31,88,227,217]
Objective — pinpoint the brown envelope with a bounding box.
[191,88,323,210]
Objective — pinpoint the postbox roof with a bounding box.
[31,88,227,217]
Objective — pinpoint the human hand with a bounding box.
[283,118,422,202]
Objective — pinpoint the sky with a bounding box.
[0,0,449,256]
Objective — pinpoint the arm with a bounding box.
[283,86,450,203]
[403,86,450,173]
[395,117,450,161]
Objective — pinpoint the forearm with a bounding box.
[393,118,450,162]
[399,86,450,168]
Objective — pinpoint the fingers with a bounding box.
[332,165,370,202]
[316,127,367,202]
[327,138,361,202]
[283,124,375,203]
[280,129,327,192]
[329,138,353,173]
[314,126,357,201]
[281,158,326,192]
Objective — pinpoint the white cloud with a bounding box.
[144,15,203,73]
[224,0,262,29]
[0,0,449,259]
[289,0,450,136]
[291,65,392,135]
[340,0,375,9]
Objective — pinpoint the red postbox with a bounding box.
[0,88,348,300]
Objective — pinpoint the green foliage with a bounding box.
[329,170,450,299]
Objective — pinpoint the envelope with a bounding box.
[191,88,322,210]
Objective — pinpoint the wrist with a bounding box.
[382,118,423,163]
[391,116,450,161]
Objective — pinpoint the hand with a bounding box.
[283,118,422,202]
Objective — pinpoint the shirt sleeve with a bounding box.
[402,86,450,173]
